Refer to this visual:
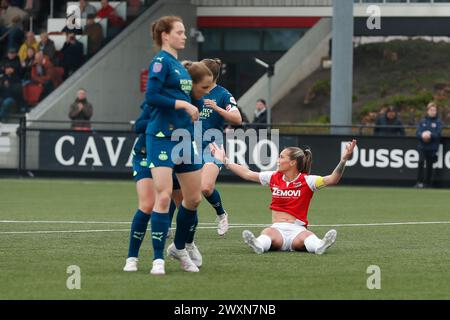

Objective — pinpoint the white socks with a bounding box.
[304,234,323,253]
[256,234,272,252]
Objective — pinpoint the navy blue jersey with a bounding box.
[144,50,193,138]
[199,84,237,148]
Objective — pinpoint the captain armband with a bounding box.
[315,176,325,189]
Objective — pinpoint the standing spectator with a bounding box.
[18,31,38,63]
[60,32,84,78]
[68,88,93,130]
[373,105,405,136]
[0,46,23,117]
[31,51,62,99]
[22,0,40,30]
[84,13,103,57]
[97,0,124,39]
[252,98,267,127]
[79,0,96,19]
[415,102,442,188]
[0,0,28,52]
[38,31,56,65]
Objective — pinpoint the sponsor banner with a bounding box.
[38,131,450,182]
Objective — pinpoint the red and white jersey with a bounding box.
[259,171,323,227]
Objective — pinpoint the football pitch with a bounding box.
[0,178,449,300]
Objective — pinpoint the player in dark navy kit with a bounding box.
[198,58,242,236]
[122,105,183,272]
[144,16,212,275]
[210,140,357,255]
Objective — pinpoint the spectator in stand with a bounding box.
[38,31,56,65]
[22,0,40,30]
[0,0,28,52]
[79,0,97,19]
[31,51,62,99]
[18,31,38,63]
[373,105,405,136]
[97,0,124,39]
[252,98,268,127]
[84,13,103,57]
[60,32,84,79]
[415,102,442,188]
[68,88,93,130]
[0,46,23,118]
[127,0,143,19]
[20,45,34,82]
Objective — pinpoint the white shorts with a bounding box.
[270,222,307,251]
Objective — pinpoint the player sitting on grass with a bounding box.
[210,139,357,255]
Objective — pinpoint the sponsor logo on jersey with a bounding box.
[174,69,181,75]
[180,79,192,94]
[153,62,162,73]
[272,187,301,197]
[155,57,164,62]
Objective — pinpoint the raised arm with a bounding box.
[322,139,357,187]
[210,142,260,183]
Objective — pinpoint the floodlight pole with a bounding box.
[254,58,274,129]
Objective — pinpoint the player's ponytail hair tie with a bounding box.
[286,146,313,174]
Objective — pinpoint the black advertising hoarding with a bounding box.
[38,131,450,184]
[39,131,138,172]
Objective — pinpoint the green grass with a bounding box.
[0,178,450,299]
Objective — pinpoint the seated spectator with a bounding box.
[38,31,57,65]
[0,0,28,53]
[60,32,84,79]
[31,51,62,99]
[79,0,96,19]
[20,45,34,82]
[0,46,23,117]
[97,0,124,39]
[69,88,93,130]
[84,13,103,57]
[18,31,38,63]
[127,0,143,19]
[252,98,268,127]
[415,102,442,188]
[373,105,405,136]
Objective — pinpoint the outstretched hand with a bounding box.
[209,142,226,163]
[342,139,357,161]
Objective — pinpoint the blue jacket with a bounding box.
[416,116,442,153]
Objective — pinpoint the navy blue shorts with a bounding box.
[132,152,180,189]
[146,135,202,174]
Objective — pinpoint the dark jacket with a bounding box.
[252,108,267,126]
[416,116,442,153]
[69,98,93,130]
[374,113,405,136]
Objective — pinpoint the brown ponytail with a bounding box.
[286,146,313,174]
[184,61,213,84]
[151,15,183,49]
[201,58,222,82]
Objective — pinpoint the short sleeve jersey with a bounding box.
[199,85,238,148]
[259,171,324,227]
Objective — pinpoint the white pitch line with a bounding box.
[1,221,450,235]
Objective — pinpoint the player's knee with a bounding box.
[201,183,214,196]
[183,194,202,209]
[155,191,172,209]
[139,200,154,214]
